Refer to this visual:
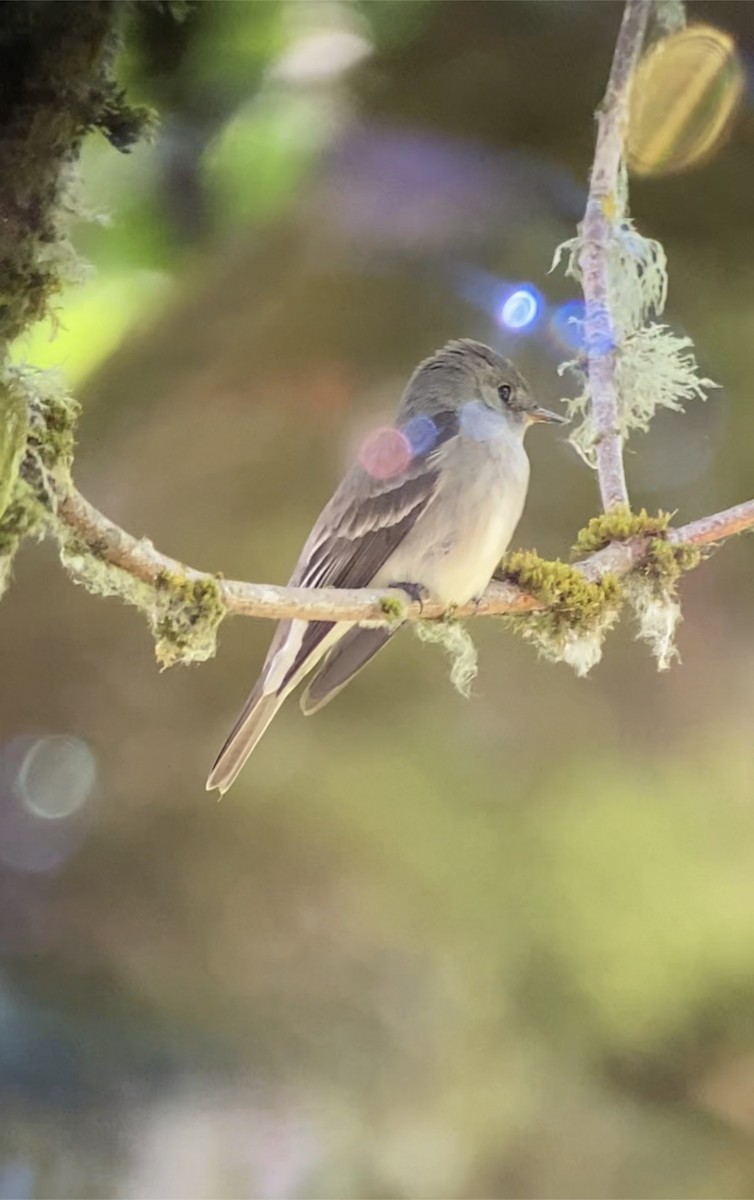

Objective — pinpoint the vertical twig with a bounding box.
[579,0,652,510]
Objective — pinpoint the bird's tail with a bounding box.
[206,618,360,793]
[205,685,285,795]
[300,626,394,715]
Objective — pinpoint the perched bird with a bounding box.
[207,338,565,793]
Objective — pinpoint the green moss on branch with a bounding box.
[573,504,671,555]
[0,367,81,595]
[499,550,622,676]
[0,375,28,523]
[0,2,121,348]
[642,536,701,582]
[151,572,227,669]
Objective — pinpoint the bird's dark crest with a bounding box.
[411,338,519,383]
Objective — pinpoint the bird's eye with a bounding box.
[498,384,512,404]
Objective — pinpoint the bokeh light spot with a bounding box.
[358,426,412,480]
[627,24,744,177]
[499,287,540,331]
[16,735,96,821]
[273,30,372,85]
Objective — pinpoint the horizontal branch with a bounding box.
[55,486,754,625]
[668,499,754,548]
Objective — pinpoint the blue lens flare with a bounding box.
[402,413,438,457]
[455,267,546,336]
[499,286,541,331]
[549,299,586,352]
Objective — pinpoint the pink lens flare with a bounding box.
[358,426,412,480]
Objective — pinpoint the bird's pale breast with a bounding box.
[374,405,530,606]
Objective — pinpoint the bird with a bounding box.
[206,338,566,794]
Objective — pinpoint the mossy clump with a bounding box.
[502,551,621,625]
[0,374,28,523]
[379,593,405,622]
[13,368,79,516]
[0,497,42,556]
[0,492,46,597]
[0,367,80,593]
[150,571,227,669]
[20,368,80,498]
[93,82,157,154]
[500,550,622,676]
[642,536,702,582]
[573,505,672,556]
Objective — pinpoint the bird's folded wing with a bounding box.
[207,409,459,791]
[269,412,459,693]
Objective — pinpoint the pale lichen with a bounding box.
[616,323,716,434]
[654,0,687,32]
[552,220,716,465]
[628,582,682,670]
[59,533,228,670]
[59,530,153,608]
[414,619,478,698]
[561,220,668,333]
[626,536,701,670]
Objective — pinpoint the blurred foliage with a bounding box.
[3,1,754,1198]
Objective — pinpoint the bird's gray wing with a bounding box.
[206,411,458,791]
[275,411,459,692]
[269,469,440,693]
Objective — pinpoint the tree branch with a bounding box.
[55,484,754,625]
[578,0,652,510]
[3,0,752,674]
[668,499,754,549]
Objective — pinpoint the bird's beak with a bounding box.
[529,405,568,425]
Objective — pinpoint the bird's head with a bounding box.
[447,338,567,429]
[402,338,567,434]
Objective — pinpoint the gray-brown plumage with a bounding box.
[206,339,565,793]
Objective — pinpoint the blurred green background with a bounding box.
[2,2,754,1197]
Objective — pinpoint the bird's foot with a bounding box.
[390,580,431,614]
